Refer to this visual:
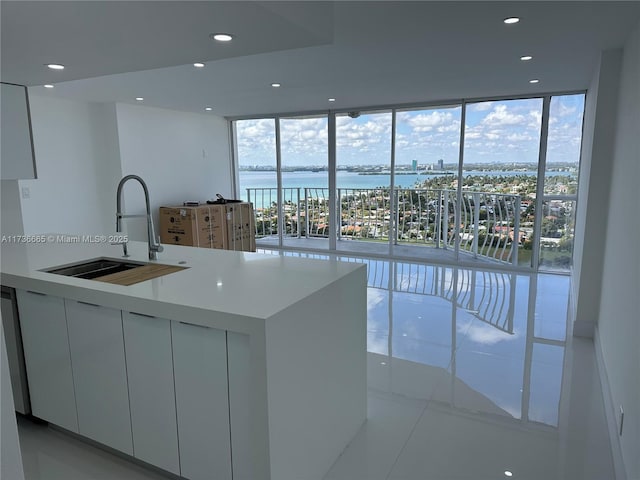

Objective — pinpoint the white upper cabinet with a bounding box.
[1,83,36,180]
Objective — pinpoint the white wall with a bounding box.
[572,49,622,337]
[90,103,124,233]
[0,181,24,237]
[114,104,231,241]
[19,95,121,236]
[597,21,640,480]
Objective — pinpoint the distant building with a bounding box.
[411,159,418,171]
[437,159,444,170]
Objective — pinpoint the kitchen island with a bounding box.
[0,239,367,480]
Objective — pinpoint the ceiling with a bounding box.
[2,1,639,118]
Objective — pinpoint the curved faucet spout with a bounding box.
[115,175,163,260]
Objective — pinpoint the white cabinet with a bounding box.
[122,311,179,475]
[15,290,77,432]
[228,332,252,480]
[65,299,132,455]
[0,83,36,180]
[1,288,30,414]
[16,288,238,479]
[172,321,232,480]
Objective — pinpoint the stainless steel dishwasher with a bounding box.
[1,286,30,414]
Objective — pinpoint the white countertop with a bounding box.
[0,239,365,331]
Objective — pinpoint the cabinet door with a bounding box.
[172,321,232,480]
[65,300,132,454]
[123,312,179,474]
[228,332,252,480]
[1,291,30,414]
[16,290,77,431]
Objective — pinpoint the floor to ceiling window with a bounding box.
[336,110,392,246]
[235,119,277,238]
[279,115,328,247]
[232,92,585,273]
[393,105,462,251]
[462,98,544,268]
[539,94,585,271]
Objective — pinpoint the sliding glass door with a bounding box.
[235,119,278,241]
[232,93,585,272]
[393,105,462,253]
[461,98,544,267]
[335,110,392,249]
[537,94,584,271]
[279,115,329,248]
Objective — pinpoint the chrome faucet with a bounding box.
[116,175,163,260]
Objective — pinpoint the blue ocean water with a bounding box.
[238,169,570,201]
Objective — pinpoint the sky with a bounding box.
[235,94,584,167]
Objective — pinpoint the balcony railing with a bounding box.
[246,187,522,265]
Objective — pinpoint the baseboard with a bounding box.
[594,326,628,480]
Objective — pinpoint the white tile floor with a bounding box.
[16,256,614,480]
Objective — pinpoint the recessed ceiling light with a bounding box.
[328,98,336,102]
[529,79,540,84]
[193,62,205,68]
[520,55,533,61]
[504,471,513,477]
[216,281,223,286]
[44,84,54,89]
[47,63,65,70]
[211,33,233,42]
[503,17,520,24]
[271,83,281,88]
[135,97,144,101]
[205,107,213,111]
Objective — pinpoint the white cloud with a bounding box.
[470,101,493,111]
[527,110,542,129]
[482,105,526,127]
[404,111,454,132]
[554,102,577,118]
[506,133,532,142]
[236,119,277,163]
[336,114,392,154]
[465,129,482,139]
[279,117,328,160]
[458,319,519,345]
[437,123,460,133]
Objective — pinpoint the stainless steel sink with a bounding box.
[43,258,147,280]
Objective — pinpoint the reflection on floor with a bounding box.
[16,254,614,480]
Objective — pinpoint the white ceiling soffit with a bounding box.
[3,1,640,117]
[0,0,334,84]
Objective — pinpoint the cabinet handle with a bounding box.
[26,290,46,296]
[179,321,209,329]
[129,312,155,319]
[77,300,100,307]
